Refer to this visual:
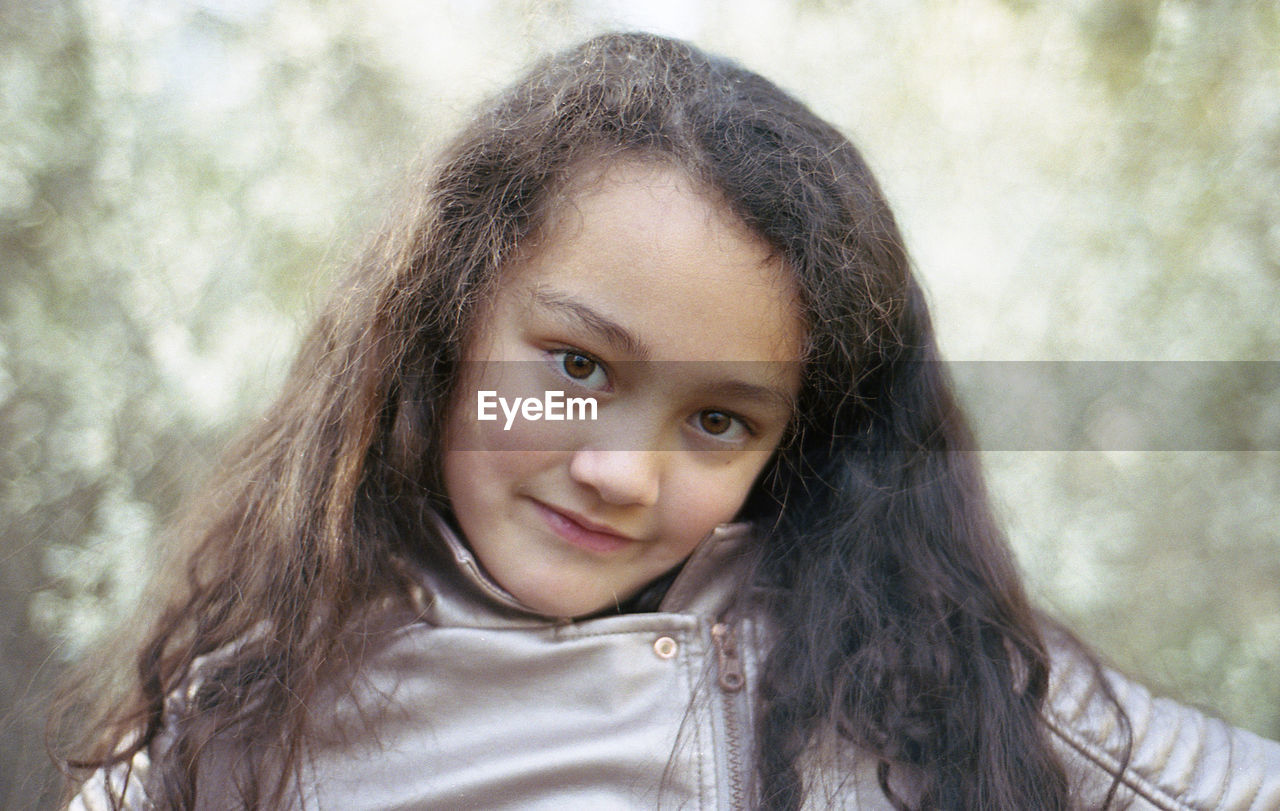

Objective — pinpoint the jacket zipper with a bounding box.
[712,621,747,808]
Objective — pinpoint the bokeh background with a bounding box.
[3,0,1278,806]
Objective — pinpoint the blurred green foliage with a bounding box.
[2,0,1277,806]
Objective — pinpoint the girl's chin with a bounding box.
[518,590,624,618]
[503,574,639,618]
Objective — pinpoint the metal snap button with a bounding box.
[653,636,678,659]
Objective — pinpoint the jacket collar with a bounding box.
[412,511,759,628]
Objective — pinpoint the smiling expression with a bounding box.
[440,161,806,617]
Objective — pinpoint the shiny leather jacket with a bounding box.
[72,523,1280,809]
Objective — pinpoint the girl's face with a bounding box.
[441,161,805,617]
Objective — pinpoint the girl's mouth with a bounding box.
[532,500,636,554]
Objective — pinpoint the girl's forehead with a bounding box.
[493,160,806,367]
[540,165,746,271]
[544,159,740,243]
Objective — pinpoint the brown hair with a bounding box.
[52,32,1127,809]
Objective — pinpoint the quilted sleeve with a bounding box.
[1044,643,1280,810]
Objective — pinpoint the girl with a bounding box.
[56,32,1278,810]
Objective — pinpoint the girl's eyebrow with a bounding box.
[530,286,652,360]
[701,378,797,415]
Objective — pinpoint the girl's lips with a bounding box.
[533,500,635,554]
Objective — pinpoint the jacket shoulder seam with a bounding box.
[1042,708,1193,811]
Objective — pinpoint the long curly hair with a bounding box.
[52,32,1125,810]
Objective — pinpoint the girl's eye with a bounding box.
[699,411,732,435]
[562,352,596,380]
[693,409,751,442]
[548,349,610,391]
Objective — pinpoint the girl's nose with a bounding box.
[568,449,661,507]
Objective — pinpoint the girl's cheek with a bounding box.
[666,452,773,526]
[498,406,585,453]
[458,373,601,454]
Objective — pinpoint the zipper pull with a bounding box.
[711,622,744,693]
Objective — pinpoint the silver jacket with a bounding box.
[73,523,1280,809]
